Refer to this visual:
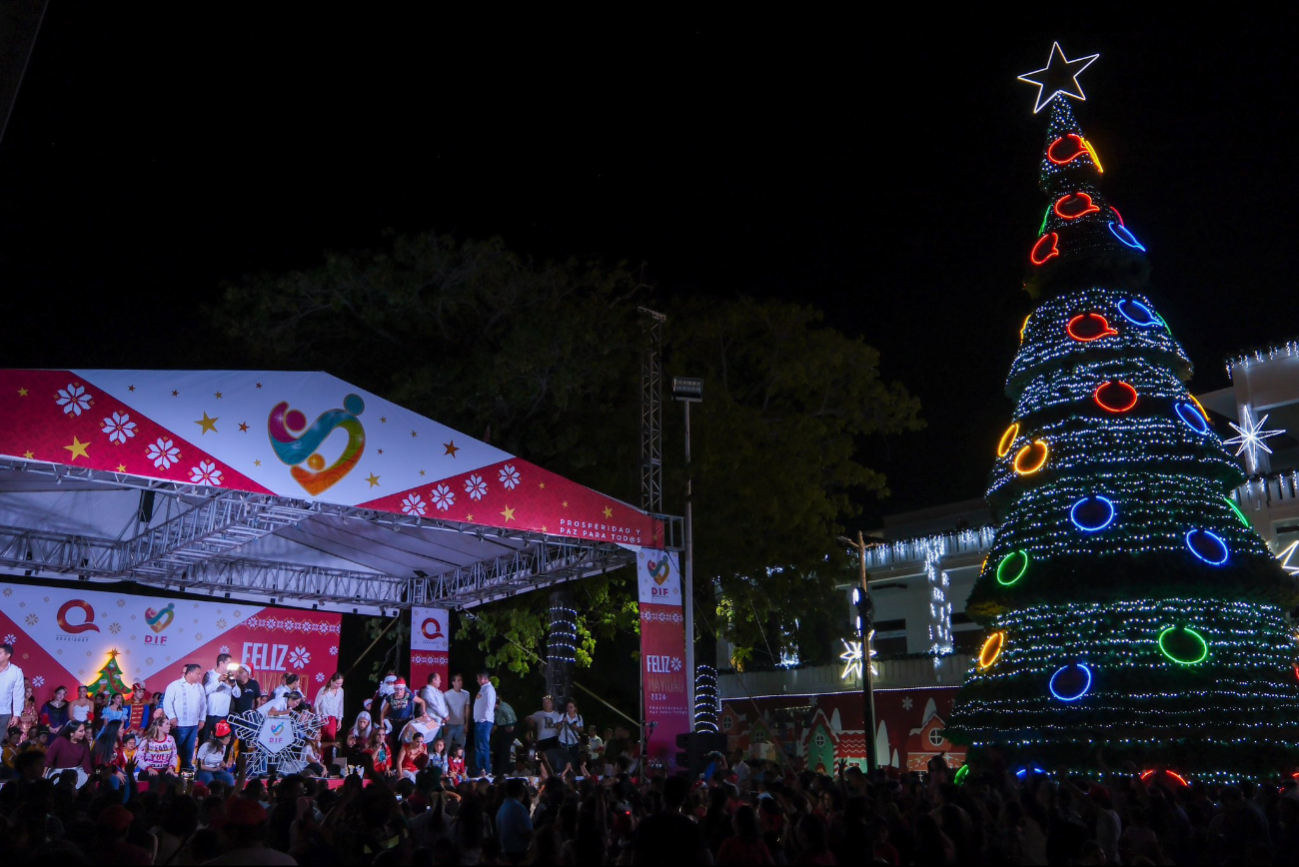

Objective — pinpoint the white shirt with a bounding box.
[314,686,345,720]
[401,718,436,743]
[196,741,228,771]
[0,661,23,715]
[473,682,496,723]
[558,712,583,746]
[204,669,237,716]
[528,710,559,740]
[163,678,207,727]
[263,696,291,715]
[444,688,470,726]
[420,685,450,724]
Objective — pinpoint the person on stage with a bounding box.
[163,664,207,771]
[557,700,584,771]
[262,690,303,718]
[272,672,301,700]
[69,685,95,727]
[126,683,150,731]
[527,695,562,775]
[378,678,422,750]
[230,664,262,716]
[41,685,70,735]
[346,710,376,754]
[45,719,93,777]
[195,720,236,787]
[419,671,450,743]
[0,643,24,737]
[396,730,427,781]
[91,720,129,790]
[101,693,130,729]
[137,717,179,781]
[442,673,470,756]
[471,670,495,777]
[203,652,238,733]
[314,672,345,761]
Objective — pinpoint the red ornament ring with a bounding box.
[1066,313,1118,342]
[1030,233,1059,266]
[1047,134,1089,165]
[1093,381,1138,413]
[1054,192,1101,220]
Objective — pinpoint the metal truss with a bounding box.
[146,556,411,608]
[639,307,665,515]
[118,491,317,577]
[0,525,120,575]
[411,537,636,608]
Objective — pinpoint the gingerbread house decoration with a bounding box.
[903,697,965,771]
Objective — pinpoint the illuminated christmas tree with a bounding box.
[87,649,132,698]
[945,45,1299,780]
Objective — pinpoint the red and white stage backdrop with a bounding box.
[409,606,450,691]
[0,582,341,705]
[636,549,690,770]
[0,370,659,545]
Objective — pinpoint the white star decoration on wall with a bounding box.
[839,634,878,681]
[1223,405,1286,473]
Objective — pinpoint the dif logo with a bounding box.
[644,557,675,598]
[144,603,175,645]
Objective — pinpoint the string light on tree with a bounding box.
[1223,405,1286,473]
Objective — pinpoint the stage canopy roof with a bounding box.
[0,370,674,614]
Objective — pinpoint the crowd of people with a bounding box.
[11,641,1299,864]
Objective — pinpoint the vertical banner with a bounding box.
[636,549,690,771]
[409,606,450,693]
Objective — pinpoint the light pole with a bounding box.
[673,376,703,725]
[838,531,878,772]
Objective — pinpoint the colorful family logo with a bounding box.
[57,599,99,634]
[420,618,444,641]
[645,557,671,586]
[270,722,285,736]
[145,603,175,633]
[268,394,366,496]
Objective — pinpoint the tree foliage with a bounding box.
[214,230,921,670]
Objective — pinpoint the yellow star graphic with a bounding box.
[238,422,249,432]
[411,430,418,438]
[541,525,547,532]
[444,441,459,457]
[419,470,426,476]
[539,482,546,489]
[562,501,568,508]
[214,391,223,399]
[23,450,33,459]
[500,506,515,521]
[254,459,261,467]
[64,436,90,461]
[603,506,613,519]
[366,473,380,488]
[17,387,27,397]
[466,513,473,522]
[195,412,218,434]
[116,463,127,472]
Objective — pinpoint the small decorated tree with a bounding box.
[87,648,132,698]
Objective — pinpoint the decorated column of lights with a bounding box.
[547,605,579,664]
[943,44,1299,780]
[694,664,720,733]
[922,535,954,666]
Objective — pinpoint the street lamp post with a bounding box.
[838,530,879,772]
[673,376,703,725]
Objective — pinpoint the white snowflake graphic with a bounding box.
[216,619,227,630]
[2,633,14,645]
[288,646,311,669]
[315,672,326,683]
[101,411,138,444]
[2,588,9,597]
[401,493,427,517]
[218,645,229,655]
[430,483,455,511]
[109,622,121,635]
[465,474,488,501]
[55,382,92,416]
[670,657,683,672]
[328,646,338,656]
[190,460,223,486]
[32,675,44,688]
[499,464,521,490]
[901,696,914,711]
[146,437,181,470]
[24,613,38,626]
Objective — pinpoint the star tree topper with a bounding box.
[1223,405,1286,473]
[1017,42,1100,114]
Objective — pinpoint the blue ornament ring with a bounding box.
[1174,401,1210,435]
[1185,528,1229,566]
[1108,221,1146,251]
[1070,495,1116,532]
[1049,663,1093,702]
[1117,299,1159,327]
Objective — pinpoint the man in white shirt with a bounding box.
[164,663,208,771]
[0,643,24,737]
[204,652,238,735]
[442,673,471,755]
[472,670,496,777]
[419,672,450,743]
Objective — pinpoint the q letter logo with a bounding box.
[57,599,100,634]
[421,618,444,641]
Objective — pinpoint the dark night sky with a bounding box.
[2,9,1297,525]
